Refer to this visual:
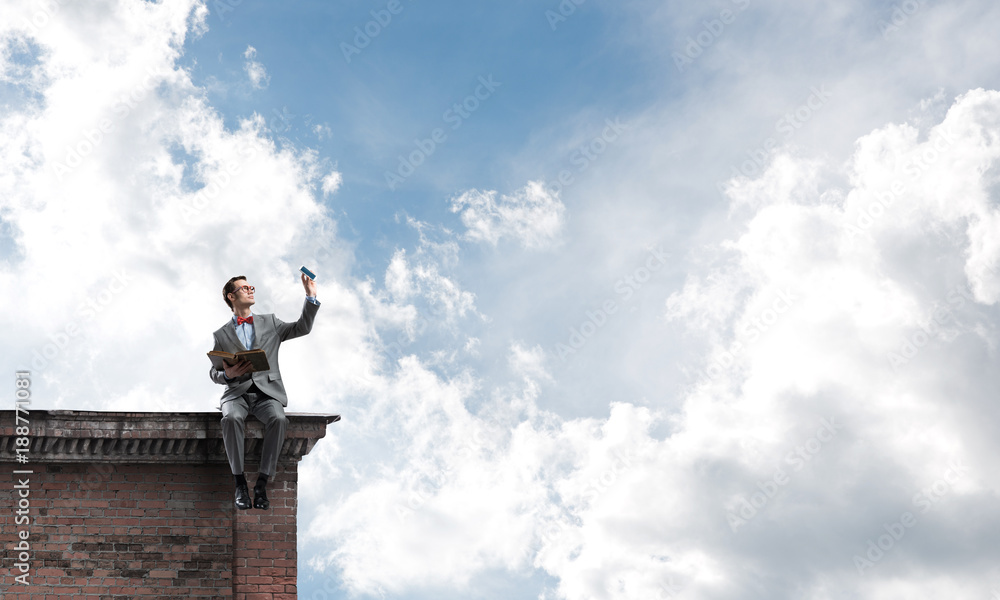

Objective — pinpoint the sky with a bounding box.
[3,0,1000,598]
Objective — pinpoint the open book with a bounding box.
[207,349,270,373]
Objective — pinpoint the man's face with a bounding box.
[230,279,256,309]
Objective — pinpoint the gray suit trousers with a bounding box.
[220,384,287,478]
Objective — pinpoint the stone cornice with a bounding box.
[0,410,340,464]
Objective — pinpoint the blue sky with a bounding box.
[176,1,688,423]
[186,1,634,203]
[6,0,1000,598]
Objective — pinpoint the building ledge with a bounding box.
[0,410,340,464]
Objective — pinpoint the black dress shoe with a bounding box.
[235,482,252,510]
[253,485,269,510]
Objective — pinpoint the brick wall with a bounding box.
[234,462,298,600]
[0,410,336,599]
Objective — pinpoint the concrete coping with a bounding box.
[0,410,340,464]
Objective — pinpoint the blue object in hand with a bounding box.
[300,266,316,280]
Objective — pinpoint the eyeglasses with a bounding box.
[236,285,255,294]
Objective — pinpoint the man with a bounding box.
[209,273,319,510]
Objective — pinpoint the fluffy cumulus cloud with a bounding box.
[302,89,1000,600]
[649,88,1000,597]
[6,1,1000,599]
[301,349,652,597]
[0,0,351,412]
[243,44,269,89]
[362,221,480,343]
[450,180,566,249]
[321,170,342,196]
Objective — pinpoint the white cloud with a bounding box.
[372,244,478,337]
[642,88,1000,597]
[378,219,480,327]
[451,180,566,249]
[307,89,1000,600]
[313,123,332,139]
[321,170,342,196]
[8,2,1000,599]
[304,356,542,592]
[0,0,358,413]
[508,341,551,382]
[412,260,476,321]
[384,248,416,304]
[243,44,269,89]
[302,354,648,596]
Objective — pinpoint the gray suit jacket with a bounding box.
[209,298,320,410]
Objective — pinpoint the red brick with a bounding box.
[0,410,336,597]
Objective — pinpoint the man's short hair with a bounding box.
[223,275,247,311]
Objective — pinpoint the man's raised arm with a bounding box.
[274,273,320,342]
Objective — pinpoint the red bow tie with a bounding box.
[236,315,254,325]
